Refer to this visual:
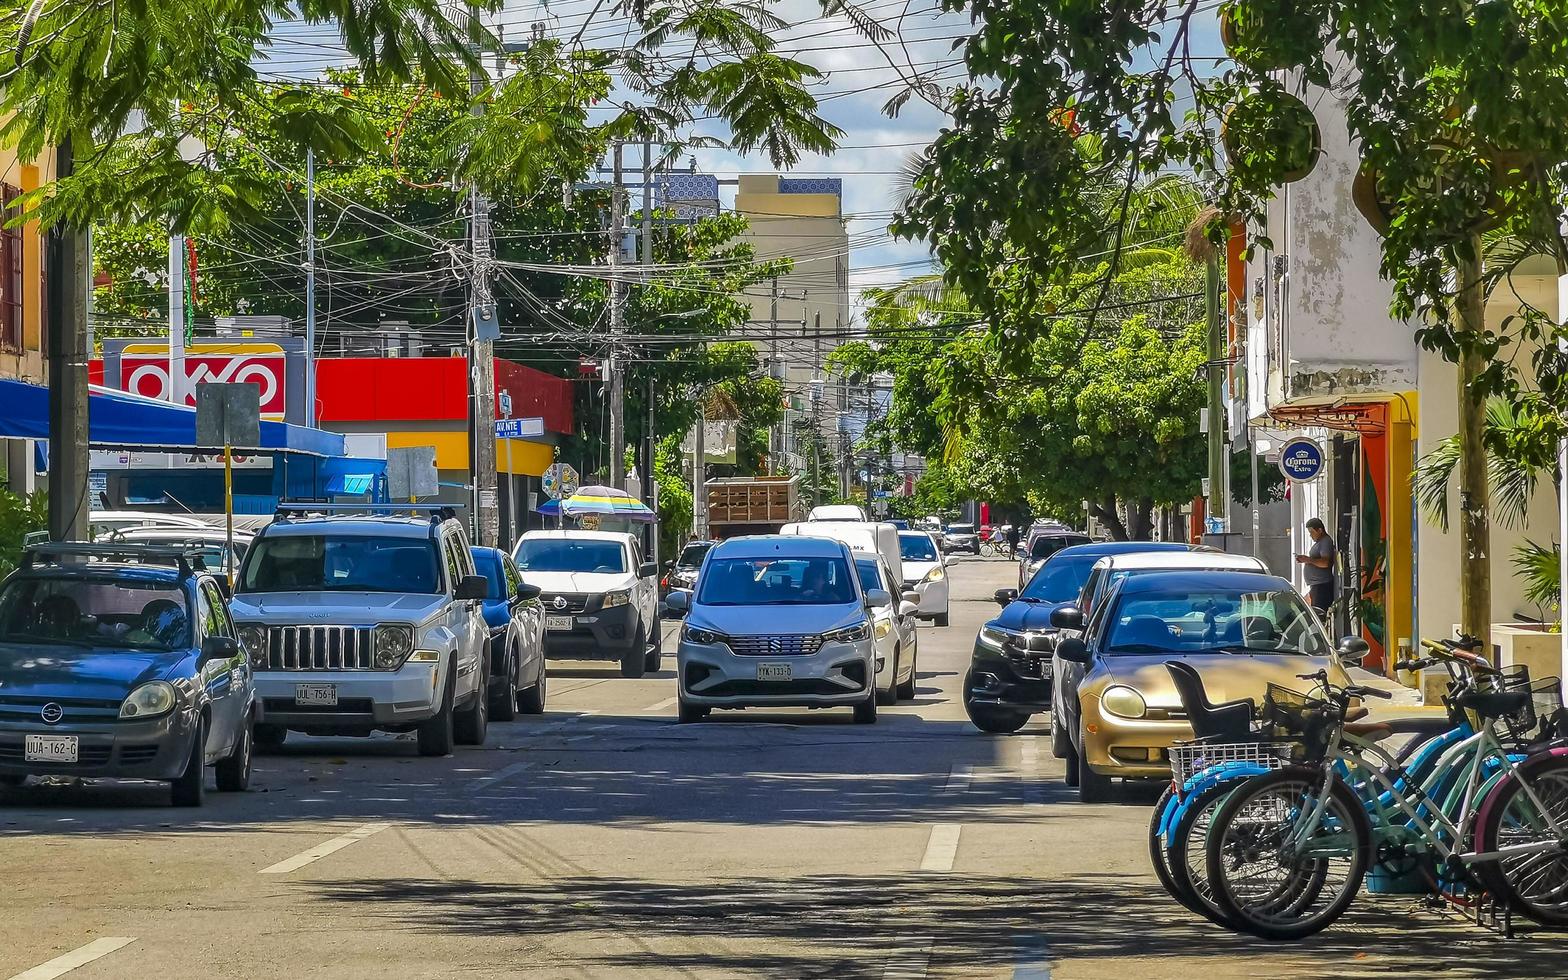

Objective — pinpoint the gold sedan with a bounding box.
[1050,570,1355,803]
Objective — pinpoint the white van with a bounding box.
[780,520,904,587]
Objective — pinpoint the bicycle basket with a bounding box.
[1494,666,1544,739]
[1528,676,1565,740]
[1261,683,1335,760]
[1168,739,1291,787]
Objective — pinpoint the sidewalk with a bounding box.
[1348,665,1448,719]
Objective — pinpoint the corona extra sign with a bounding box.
[119,343,287,419]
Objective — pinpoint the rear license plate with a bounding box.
[295,683,338,707]
[24,734,78,763]
[546,615,573,632]
[756,663,792,682]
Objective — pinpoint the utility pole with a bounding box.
[1205,253,1226,526]
[608,142,627,491]
[693,401,706,538]
[46,137,88,542]
[1456,237,1491,653]
[466,2,498,545]
[304,148,317,425]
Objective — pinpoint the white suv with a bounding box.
[230,508,492,756]
[512,530,660,677]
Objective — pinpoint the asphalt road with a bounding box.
[1,558,1562,978]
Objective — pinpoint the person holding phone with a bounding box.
[1295,517,1337,616]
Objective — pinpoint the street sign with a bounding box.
[498,390,513,419]
[542,462,580,500]
[1278,437,1326,482]
[387,446,439,499]
[195,382,262,448]
[494,416,545,439]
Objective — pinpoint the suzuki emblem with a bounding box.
[769,637,783,654]
[40,703,64,725]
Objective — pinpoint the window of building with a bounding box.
[0,184,20,352]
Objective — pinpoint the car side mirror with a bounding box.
[993,588,1018,607]
[199,635,239,668]
[511,582,541,606]
[665,590,690,613]
[864,588,892,608]
[1338,635,1370,665]
[1055,637,1091,664]
[1050,605,1084,630]
[639,561,658,578]
[898,600,919,617]
[455,574,489,601]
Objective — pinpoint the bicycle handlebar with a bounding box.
[1345,685,1393,700]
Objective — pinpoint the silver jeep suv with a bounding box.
[229,506,491,756]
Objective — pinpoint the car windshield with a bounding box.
[898,534,938,561]
[676,542,713,568]
[516,539,627,574]
[473,551,506,599]
[854,558,884,593]
[1029,534,1089,560]
[696,556,857,606]
[1104,587,1329,657]
[946,524,974,535]
[238,535,440,594]
[0,576,192,650]
[1021,554,1099,603]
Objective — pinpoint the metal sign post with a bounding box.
[387,446,440,507]
[196,383,261,586]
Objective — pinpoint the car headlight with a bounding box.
[824,622,871,643]
[923,566,945,583]
[874,618,893,639]
[236,624,267,658]
[603,590,631,608]
[373,624,415,669]
[120,681,177,719]
[977,625,1012,651]
[1101,685,1148,719]
[683,623,726,645]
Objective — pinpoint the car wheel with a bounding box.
[254,723,287,751]
[935,612,950,627]
[170,715,208,807]
[214,714,253,792]
[644,616,663,672]
[1051,712,1072,759]
[417,671,456,757]
[877,648,900,705]
[1077,719,1113,803]
[455,665,490,746]
[518,664,547,715]
[491,643,519,722]
[962,669,1029,734]
[677,696,709,723]
[620,624,648,678]
[853,689,878,724]
[1062,725,1082,786]
[896,646,917,700]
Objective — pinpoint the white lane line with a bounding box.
[919,824,962,873]
[473,762,534,787]
[259,822,391,875]
[642,696,678,712]
[880,936,932,980]
[7,938,136,980]
[945,764,972,794]
[1011,943,1052,979]
[1020,736,1039,769]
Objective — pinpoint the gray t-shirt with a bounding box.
[1304,534,1336,585]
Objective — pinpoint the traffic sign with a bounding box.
[542,462,580,500]
[494,416,545,439]
[1278,437,1325,482]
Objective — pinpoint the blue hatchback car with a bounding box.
[0,544,255,805]
[964,541,1202,732]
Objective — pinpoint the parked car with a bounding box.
[852,552,920,705]
[108,525,254,576]
[88,510,212,539]
[666,535,889,724]
[897,530,950,626]
[0,543,254,805]
[1050,569,1354,802]
[512,529,661,677]
[662,539,716,609]
[780,519,903,587]
[471,546,547,720]
[943,523,980,554]
[230,506,492,756]
[964,541,1198,734]
[1017,525,1093,588]
[1070,550,1265,624]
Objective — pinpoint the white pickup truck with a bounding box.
[229,507,492,756]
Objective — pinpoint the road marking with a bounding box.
[919,823,962,872]
[945,764,972,794]
[1020,737,1039,768]
[1011,942,1052,979]
[259,822,391,875]
[642,696,678,712]
[881,937,932,979]
[7,938,136,980]
[473,762,534,787]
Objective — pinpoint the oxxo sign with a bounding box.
[1278,437,1326,482]
[119,343,288,420]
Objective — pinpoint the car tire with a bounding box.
[417,671,456,757]
[644,616,663,672]
[1063,728,1082,786]
[455,665,489,746]
[214,715,253,792]
[896,646,917,700]
[877,648,900,705]
[935,612,950,627]
[853,689,878,724]
[620,624,648,678]
[1051,712,1072,759]
[1077,719,1113,803]
[962,669,1029,734]
[518,665,547,715]
[491,643,519,722]
[254,723,287,751]
[677,697,709,723]
[170,715,207,807]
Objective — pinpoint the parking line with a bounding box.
[473,762,534,787]
[642,697,677,712]
[880,936,931,979]
[7,938,136,980]
[259,822,391,875]
[944,764,972,794]
[1020,737,1039,768]
[919,824,962,872]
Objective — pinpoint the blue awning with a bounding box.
[0,378,346,457]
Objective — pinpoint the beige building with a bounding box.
[0,145,53,493]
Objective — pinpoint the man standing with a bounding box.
[1005,523,1022,559]
[1296,517,1337,617]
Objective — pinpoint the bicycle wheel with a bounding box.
[1205,767,1372,940]
[1149,786,1198,913]
[1474,752,1568,927]
[1169,779,1251,927]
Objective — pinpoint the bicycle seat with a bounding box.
[1343,721,1395,741]
[1455,689,1531,719]
[1166,661,1255,741]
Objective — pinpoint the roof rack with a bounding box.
[22,543,205,578]
[273,502,462,525]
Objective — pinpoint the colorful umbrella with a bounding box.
[536,485,656,522]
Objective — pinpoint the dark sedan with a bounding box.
[0,544,254,806]
[472,547,547,719]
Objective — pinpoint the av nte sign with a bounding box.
[1277,437,1326,483]
[118,343,288,419]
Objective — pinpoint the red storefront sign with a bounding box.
[118,343,288,419]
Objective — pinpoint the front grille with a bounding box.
[0,740,113,765]
[264,697,375,715]
[119,745,160,765]
[540,593,596,615]
[0,696,122,724]
[726,634,825,657]
[703,679,851,697]
[1005,652,1051,681]
[259,625,376,671]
